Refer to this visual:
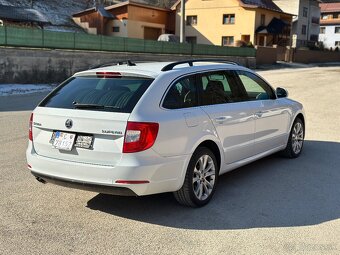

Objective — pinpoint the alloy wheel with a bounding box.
[292,122,304,154]
[192,155,216,201]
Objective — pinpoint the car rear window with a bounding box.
[39,77,154,113]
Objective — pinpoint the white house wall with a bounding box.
[319,25,340,49]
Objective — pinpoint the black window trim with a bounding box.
[234,70,277,101]
[160,68,277,110]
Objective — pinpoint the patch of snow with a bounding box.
[0,84,56,96]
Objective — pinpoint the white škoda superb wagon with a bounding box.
[26,60,305,207]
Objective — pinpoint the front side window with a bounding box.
[163,75,197,109]
[236,71,275,101]
[335,41,340,46]
[186,15,197,26]
[320,27,325,34]
[199,71,247,105]
[223,14,235,24]
[335,27,340,33]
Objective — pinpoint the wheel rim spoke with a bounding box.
[292,122,304,154]
[193,154,216,201]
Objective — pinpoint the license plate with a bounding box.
[51,131,75,151]
[74,135,93,149]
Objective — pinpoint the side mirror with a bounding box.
[276,87,288,98]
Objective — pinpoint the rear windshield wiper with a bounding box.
[73,102,120,110]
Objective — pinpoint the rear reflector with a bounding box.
[29,113,33,141]
[115,180,149,184]
[123,122,159,153]
[96,72,121,78]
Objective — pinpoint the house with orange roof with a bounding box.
[319,1,340,49]
[72,1,175,40]
[171,0,293,46]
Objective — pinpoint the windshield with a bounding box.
[39,77,154,113]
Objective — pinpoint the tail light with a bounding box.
[96,72,121,78]
[29,113,33,141]
[123,122,159,153]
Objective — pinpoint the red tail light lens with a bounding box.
[123,122,159,153]
[29,113,33,141]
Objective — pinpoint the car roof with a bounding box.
[74,61,250,79]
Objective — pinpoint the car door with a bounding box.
[198,70,255,165]
[236,70,290,154]
[157,74,212,157]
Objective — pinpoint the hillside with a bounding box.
[0,0,177,32]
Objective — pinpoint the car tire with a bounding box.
[281,118,305,158]
[174,147,218,207]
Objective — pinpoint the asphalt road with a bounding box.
[0,66,339,255]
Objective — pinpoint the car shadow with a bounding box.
[86,140,340,230]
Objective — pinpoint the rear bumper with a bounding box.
[26,142,190,196]
[31,171,137,196]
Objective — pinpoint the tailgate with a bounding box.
[32,107,128,166]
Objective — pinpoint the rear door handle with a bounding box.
[255,111,263,118]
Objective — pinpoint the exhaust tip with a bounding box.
[36,177,46,184]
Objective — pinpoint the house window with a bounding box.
[186,16,197,26]
[335,41,340,47]
[320,27,325,34]
[223,14,235,24]
[335,27,340,33]
[186,36,197,44]
[310,34,318,41]
[303,7,308,17]
[112,26,120,32]
[302,25,307,35]
[333,13,340,19]
[260,14,265,26]
[222,36,234,46]
[322,14,328,20]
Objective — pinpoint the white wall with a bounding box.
[274,0,320,45]
[319,25,340,49]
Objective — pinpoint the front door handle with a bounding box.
[255,111,263,118]
[215,116,227,123]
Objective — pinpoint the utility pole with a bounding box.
[180,0,185,43]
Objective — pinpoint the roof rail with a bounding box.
[161,59,239,71]
[89,60,136,70]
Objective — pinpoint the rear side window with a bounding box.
[199,70,248,105]
[39,77,153,113]
[163,75,197,109]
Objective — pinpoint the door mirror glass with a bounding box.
[276,87,288,98]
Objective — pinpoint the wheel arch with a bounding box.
[195,140,222,174]
[290,111,306,132]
